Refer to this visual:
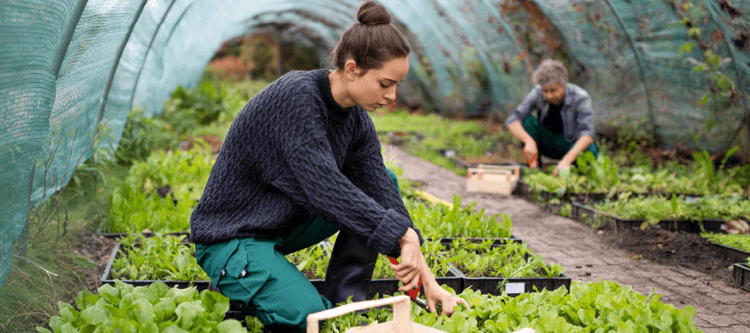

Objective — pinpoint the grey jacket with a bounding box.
[505,83,596,143]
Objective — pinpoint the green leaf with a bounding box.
[80,305,108,325]
[679,42,693,56]
[214,320,247,333]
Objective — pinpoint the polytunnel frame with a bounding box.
[700,0,749,147]
[129,0,183,110]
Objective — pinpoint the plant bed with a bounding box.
[732,263,750,292]
[606,228,739,287]
[701,231,750,263]
[289,238,464,298]
[444,239,569,296]
[101,234,210,291]
[571,200,730,233]
[406,194,515,239]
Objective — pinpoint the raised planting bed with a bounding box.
[443,239,570,296]
[571,196,750,232]
[288,238,464,298]
[733,263,750,292]
[701,232,750,263]
[101,233,210,290]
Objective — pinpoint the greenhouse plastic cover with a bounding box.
[1,0,749,288]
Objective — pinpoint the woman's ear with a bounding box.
[344,59,360,81]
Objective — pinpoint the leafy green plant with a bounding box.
[591,193,750,228]
[126,141,215,201]
[323,280,702,333]
[37,281,245,333]
[405,195,513,238]
[701,232,750,253]
[106,181,194,233]
[111,233,208,282]
[114,108,177,165]
[443,239,563,278]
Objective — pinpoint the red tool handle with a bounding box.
[525,154,538,168]
[388,257,421,300]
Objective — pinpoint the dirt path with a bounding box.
[382,143,750,333]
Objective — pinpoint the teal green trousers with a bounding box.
[522,115,599,160]
[196,167,401,332]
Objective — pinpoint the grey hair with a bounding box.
[531,59,568,87]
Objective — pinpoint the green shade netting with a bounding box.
[1,0,748,288]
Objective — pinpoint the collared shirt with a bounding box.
[505,83,596,142]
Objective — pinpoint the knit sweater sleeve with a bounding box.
[340,116,424,258]
[268,99,412,257]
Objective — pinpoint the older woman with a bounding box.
[505,59,599,175]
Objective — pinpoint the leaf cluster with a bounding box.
[700,232,750,253]
[442,239,563,278]
[126,141,215,202]
[106,181,193,233]
[322,280,702,332]
[592,193,750,227]
[112,233,208,282]
[114,108,177,166]
[37,281,245,333]
[405,195,513,238]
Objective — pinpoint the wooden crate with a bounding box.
[467,164,520,195]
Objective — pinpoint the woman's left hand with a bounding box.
[421,280,469,316]
[554,159,572,176]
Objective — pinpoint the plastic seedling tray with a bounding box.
[732,263,750,292]
[101,242,210,291]
[431,236,523,250]
[454,268,571,297]
[711,242,750,263]
[570,202,726,233]
[100,230,191,241]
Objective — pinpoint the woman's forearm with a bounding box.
[561,135,594,165]
[507,121,533,145]
[418,251,437,287]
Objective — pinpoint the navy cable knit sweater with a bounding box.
[190,69,421,258]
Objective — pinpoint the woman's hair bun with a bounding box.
[357,1,391,26]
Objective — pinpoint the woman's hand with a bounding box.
[422,279,469,316]
[554,159,572,176]
[523,140,538,169]
[391,228,422,292]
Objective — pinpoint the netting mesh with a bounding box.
[1,0,748,287]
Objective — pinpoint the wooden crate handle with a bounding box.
[306,296,412,333]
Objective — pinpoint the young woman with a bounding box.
[505,59,599,176]
[190,1,467,331]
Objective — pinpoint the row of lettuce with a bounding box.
[40,78,710,332]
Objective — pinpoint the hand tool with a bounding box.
[388,257,430,312]
[525,154,538,169]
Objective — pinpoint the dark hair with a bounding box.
[330,1,410,73]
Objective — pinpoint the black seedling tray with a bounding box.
[711,243,750,263]
[454,268,571,297]
[366,264,463,299]
[100,231,191,242]
[571,202,726,233]
[432,236,523,250]
[732,263,750,292]
[101,242,210,290]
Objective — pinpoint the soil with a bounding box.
[75,229,118,291]
[605,228,738,286]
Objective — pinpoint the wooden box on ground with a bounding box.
[467,164,520,195]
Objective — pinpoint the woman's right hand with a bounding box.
[523,140,538,168]
[391,228,422,292]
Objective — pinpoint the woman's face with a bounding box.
[346,56,409,112]
[541,81,565,106]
